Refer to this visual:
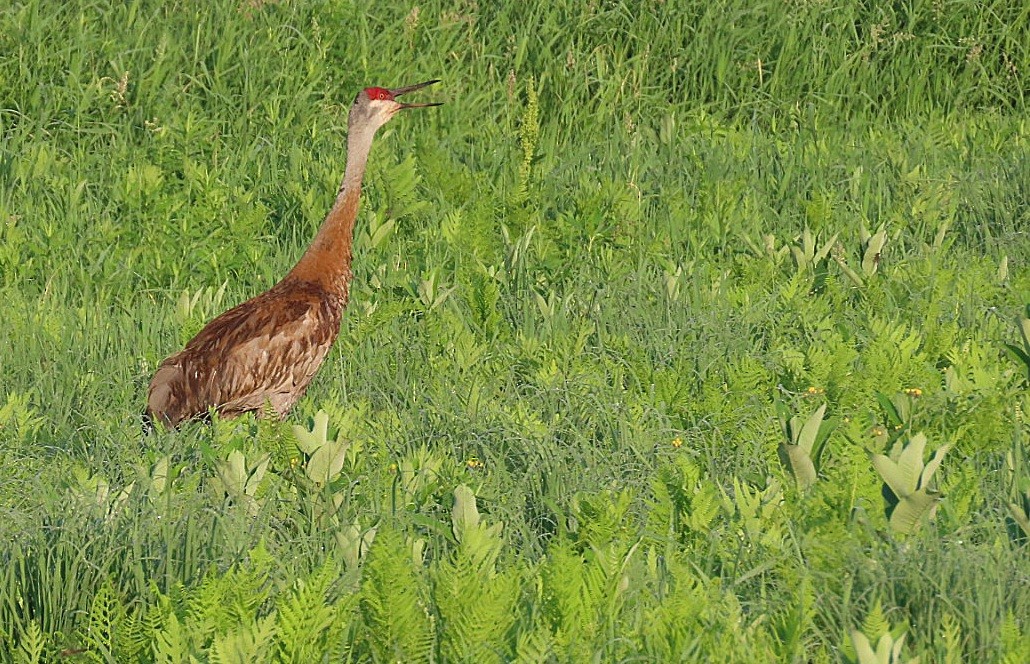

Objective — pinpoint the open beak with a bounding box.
[389,79,443,109]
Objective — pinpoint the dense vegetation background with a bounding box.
[1,0,1027,660]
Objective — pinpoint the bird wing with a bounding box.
[147,281,343,426]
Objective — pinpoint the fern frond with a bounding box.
[359,526,435,663]
[999,611,1028,664]
[208,614,275,664]
[15,620,46,664]
[861,600,890,642]
[79,580,123,661]
[541,540,604,659]
[639,562,707,660]
[274,559,340,663]
[513,623,554,664]
[434,532,521,664]
[940,612,962,664]
[153,612,194,664]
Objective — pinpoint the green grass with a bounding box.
[1,0,1028,660]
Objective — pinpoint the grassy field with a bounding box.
[1,0,1028,660]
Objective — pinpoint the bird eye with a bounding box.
[364,87,392,101]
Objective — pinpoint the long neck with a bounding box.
[286,127,376,296]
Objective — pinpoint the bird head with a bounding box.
[349,79,442,133]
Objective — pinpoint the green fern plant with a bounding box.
[78,580,129,662]
[153,611,193,663]
[150,546,276,660]
[650,456,722,543]
[195,546,274,639]
[999,611,1029,664]
[0,390,44,440]
[847,600,920,664]
[434,485,519,663]
[540,538,606,660]
[513,621,555,664]
[273,561,341,664]
[541,490,645,660]
[13,619,46,664]
[638,551,760,659]
[465,265,503,336]
[380,153,430,221]
[358,526,435,663]
[722,477,786,551]
[638,556,709,660]
[864,319,926,395]
[207,614,276,663]
[871,432,949,535]
[939,612,962,664]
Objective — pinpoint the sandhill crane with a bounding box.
[145,80,441,430]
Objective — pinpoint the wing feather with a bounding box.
[147,280,343,428]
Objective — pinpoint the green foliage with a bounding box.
[651,456,722,541]
[435,485,519,663]
[1005,438,1030,541]
[850,629,919,664]
[0,391,44,441]
[272,561,342,664]
[512,76,539,209]
[1,0,1028,660]
[779,402,837,490]
[790,227,837,277]
[939,612,962,664]
[12,621,45,664]
[998,612,1029,664]
[848,601,920,664]
[1005,309,1030,383]
[871,432,950,535]
[291,410,354,487]
[861,225,889,279]
[209,449,270,516]
[358,527,436,663]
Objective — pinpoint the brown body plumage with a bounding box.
[146,81,440,430]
